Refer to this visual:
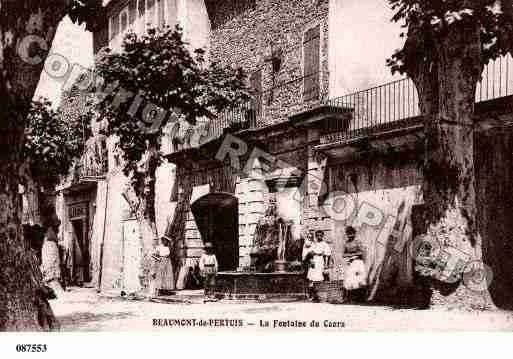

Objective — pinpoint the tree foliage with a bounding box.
[385,0,513,302]
[387,0,513,75]
[90,26,249,219]
[24,98,85,189]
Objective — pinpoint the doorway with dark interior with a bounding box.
[69,201,91,286]
[191,192,239,272]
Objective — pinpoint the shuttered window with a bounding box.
[109,15,119,41]
[147,0,156,27]
[303,25,320,102]
[129,0,137,24]
[138,0,145,17]
[158,0,165,27]
[250,70,262,115]
[121,10,129,33]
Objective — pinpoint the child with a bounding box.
[302,230,331,302]
[199,242,218,302]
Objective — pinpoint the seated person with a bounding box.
[343,226,368,296]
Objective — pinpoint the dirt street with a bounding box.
[47,287,513,331]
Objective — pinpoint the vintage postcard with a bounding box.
[1,0,513,354]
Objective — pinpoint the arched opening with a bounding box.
[191,192,239,271]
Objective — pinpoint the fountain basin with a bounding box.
[214,271,308,301]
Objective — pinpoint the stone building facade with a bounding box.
[207,0,330,126]
[55,0,513,306]
[56,0,210,295]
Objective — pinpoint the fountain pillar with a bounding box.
[265,175,304,271]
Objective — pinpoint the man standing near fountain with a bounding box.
[302,230,332,302]
[199,242,219,302]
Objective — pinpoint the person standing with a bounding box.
[343,226,368,302]
[302,230,331,302]
[41,218,64,297]
[152,236,175,296]
[24,224,59,330]
[199,242,218,302]
[71,231,85,286]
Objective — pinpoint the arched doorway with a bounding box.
[191,192,239,271]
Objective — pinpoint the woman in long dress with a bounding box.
[152,237,175,296]
[41,222,64,297]
[343,226,368,300]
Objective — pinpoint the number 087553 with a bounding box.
[15,344,47,353]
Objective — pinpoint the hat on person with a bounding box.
[160,236,171,246]
[345,226,357,236]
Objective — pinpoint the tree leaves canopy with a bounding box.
[387,0,513,74]
[86,26,249,208]
[24,98,85,188]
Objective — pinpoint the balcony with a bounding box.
[164,71,331,156]
[75,136,108,182]
[319,54,513,146]
[164,54,513,160]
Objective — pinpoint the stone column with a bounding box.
[236,176,267,269]
[265,176,304,242]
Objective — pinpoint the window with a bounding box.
[109,6,132,51]
[121,10,128,33]
[146,0,156,28]
[303,25,321,102]
[110,0,169,50]
[158,0,165,28]
[109,15,119,41]
[138,0,145,17]
[129,0,137,24]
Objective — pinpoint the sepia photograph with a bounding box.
[1,0,513,352]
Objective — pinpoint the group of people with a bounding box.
[153,226,368,303]
[150,237,218,301]
[24,216,65,302]
[24,214,88,303]
[302,226,368,302]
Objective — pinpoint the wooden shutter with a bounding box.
[129,0,137,24]
[110,15,119,41]
[158,0,165,27]
[121,10,129,33]
[138,0,145,17]
[303,25,320,101]
[250,70,262,116]
[147,0,156,27]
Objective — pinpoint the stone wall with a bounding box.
[475,113,513,309]
[311,100,513,306]
[209,0,330,127]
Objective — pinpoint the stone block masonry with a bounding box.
[209,0,330,127]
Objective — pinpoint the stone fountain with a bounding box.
[214,176,308,301]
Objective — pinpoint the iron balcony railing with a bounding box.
[77,158,108,181]
[203,71,330,138]
[320,54,513,144]
[175,54,512,150]
[76,137,109,181]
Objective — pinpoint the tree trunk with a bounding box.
[412,24,494,309]
[140,148,159,295]
[0,1,66,330]
[125,148,160,295]
[20,161,42,225]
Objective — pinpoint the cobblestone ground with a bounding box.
[50,287,513,332]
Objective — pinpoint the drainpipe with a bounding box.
[97,180,109,293]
